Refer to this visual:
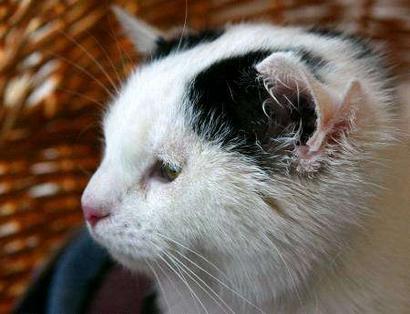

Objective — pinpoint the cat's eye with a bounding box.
[159,162,181,182]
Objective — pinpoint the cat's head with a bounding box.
[81,7,395,292]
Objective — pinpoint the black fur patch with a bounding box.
[153,29,223,58]
[187,50,319,167]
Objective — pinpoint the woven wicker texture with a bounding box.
[0,0,409,312]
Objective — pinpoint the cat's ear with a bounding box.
[256,52,368,172]
[112,5,164,54]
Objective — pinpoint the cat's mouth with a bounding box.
[86,215,110,230]
[86,213,110,227]
[85,214,113,232]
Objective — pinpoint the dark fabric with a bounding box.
[13,227,158,314]
[46,229,112,314]
[86,264,156,314]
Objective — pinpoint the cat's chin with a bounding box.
[108,249,153,272]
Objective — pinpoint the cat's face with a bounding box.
[82,46,276,268]
[82,8,394,288]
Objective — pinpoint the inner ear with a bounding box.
[265,80,317,146]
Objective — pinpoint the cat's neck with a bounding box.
[151,142,410,314]
[297,139,410,313]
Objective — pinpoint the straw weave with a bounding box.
[0,0,409,311]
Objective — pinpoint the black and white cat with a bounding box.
[81,6,410,313]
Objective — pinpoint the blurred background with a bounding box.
[0,0,409,312]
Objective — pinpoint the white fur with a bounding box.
[82,19,410,313]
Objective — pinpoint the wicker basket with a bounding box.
[0,0,409,312]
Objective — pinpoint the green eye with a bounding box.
[160,162,181,181]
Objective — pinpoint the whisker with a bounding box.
[87,31,123,87]
[173,250,265,313]
[144,258,172,311]
[176,0,189,52]
[107,14,136,70]
[166,250,235,314]
[152,257,185,302]
[156,232,265,313]
[154,246,208,313]
[58,30,119,94]
[45,50,115,98]
[155,233,230,282]
[56,87,107,109]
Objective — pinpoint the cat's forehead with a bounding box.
[105,24,306,127]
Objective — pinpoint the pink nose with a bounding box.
[82,205,110,227]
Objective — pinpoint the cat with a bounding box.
[81,6,410,313]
